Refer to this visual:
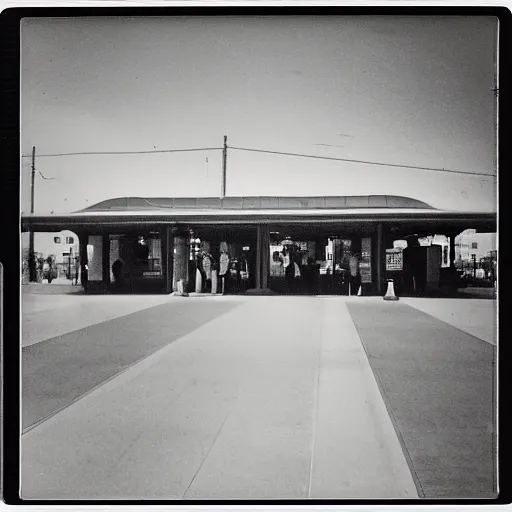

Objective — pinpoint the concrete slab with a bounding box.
[346,300,497,499]
[22,298,244,430]
[21,297,417,500]
[308,299,418,499]
[401,297,496,345]
[183,298,321,499]
[22,294,176,346]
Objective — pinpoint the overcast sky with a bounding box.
[21,15,498,214]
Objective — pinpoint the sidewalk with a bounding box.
[21,297,417,500]
[401,297,496,345]
[21,295,496,500]
[22,293,180,347]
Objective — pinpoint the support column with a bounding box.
[376,223,384,295]
[255,224,270,289]
[172,229,189,292]
[449,233,457,268]
[162,226,174,294]
[86,235,103,282]
[78,232,89,289]
[102,235,110,286]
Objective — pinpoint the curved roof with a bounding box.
[81,195,434,212]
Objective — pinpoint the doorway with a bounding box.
[269,233,361,295]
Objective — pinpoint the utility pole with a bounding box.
[29,146,36,282]
[221,135,227,199]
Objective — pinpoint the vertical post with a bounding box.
[29,146,36,281]
[376,223,383,295]
[449,233,456,268]
[256,225,261,289]
[221,135,227,199]
[172,229,189,292]
[102,235,110,287]
[69,246,73,280]
[255,225,270,290]
[261,225,270,290]
[78,233,88,290]
[162,226,174,294]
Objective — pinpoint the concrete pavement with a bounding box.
[22,293,176,347]
[22,297,244,430]
[21,296,417,500]
[21,293,496,500]
[347,299,496,498]
[401,297,496,345]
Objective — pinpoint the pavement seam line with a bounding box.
[182,410,231,499]
[307,299,325,499]
[22,301,247,434]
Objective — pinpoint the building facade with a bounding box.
[21,195,496,296]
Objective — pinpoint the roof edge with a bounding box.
[79,195,435,212]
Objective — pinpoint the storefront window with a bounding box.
[109,232,163,281]
[143,235,162,276]
[360,237,372,283]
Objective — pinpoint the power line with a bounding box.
[21,147,223,158]
[229,146,496,178]
[37,170,55,180]
[20,143,496,178]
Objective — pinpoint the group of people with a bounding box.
[271,251,321,295]
[271,249,362,295]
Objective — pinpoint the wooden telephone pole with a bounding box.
[29,146,36,282]
[221,135,227,199]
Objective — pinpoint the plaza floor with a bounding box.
[21,290,497,500]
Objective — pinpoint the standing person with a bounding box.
[219,250,230,295]
[349,252,361,296]
[112,259,124,287]
[202,252,213,293]
[74,257,79,285]
[271,251,285,277]
[304,257,314,295]
[285,253,303,294]
[82,261,89,289]
[308,257,320,295]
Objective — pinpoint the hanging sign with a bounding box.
[386,248,403,271]
[360,237,372,283]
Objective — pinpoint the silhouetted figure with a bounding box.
[74,257,80,285]
[306,257,320,295]
[349,253,361,295]
[81,262,89,289]
[112,259,124,286]
[285,253,303,294]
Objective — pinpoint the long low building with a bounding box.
[21,194,496,295]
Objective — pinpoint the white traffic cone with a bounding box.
[211,270,218,294]
[357,285,362,296]
[195,269,203,293]
[383,279,399,301]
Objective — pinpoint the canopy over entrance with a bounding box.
[21,195,495,234]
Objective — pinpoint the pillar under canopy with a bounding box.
[172,231,189,292]
[376,223,384,295]
[78,232,89,289]
[449,233,457,268]
[255,224,270,290]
